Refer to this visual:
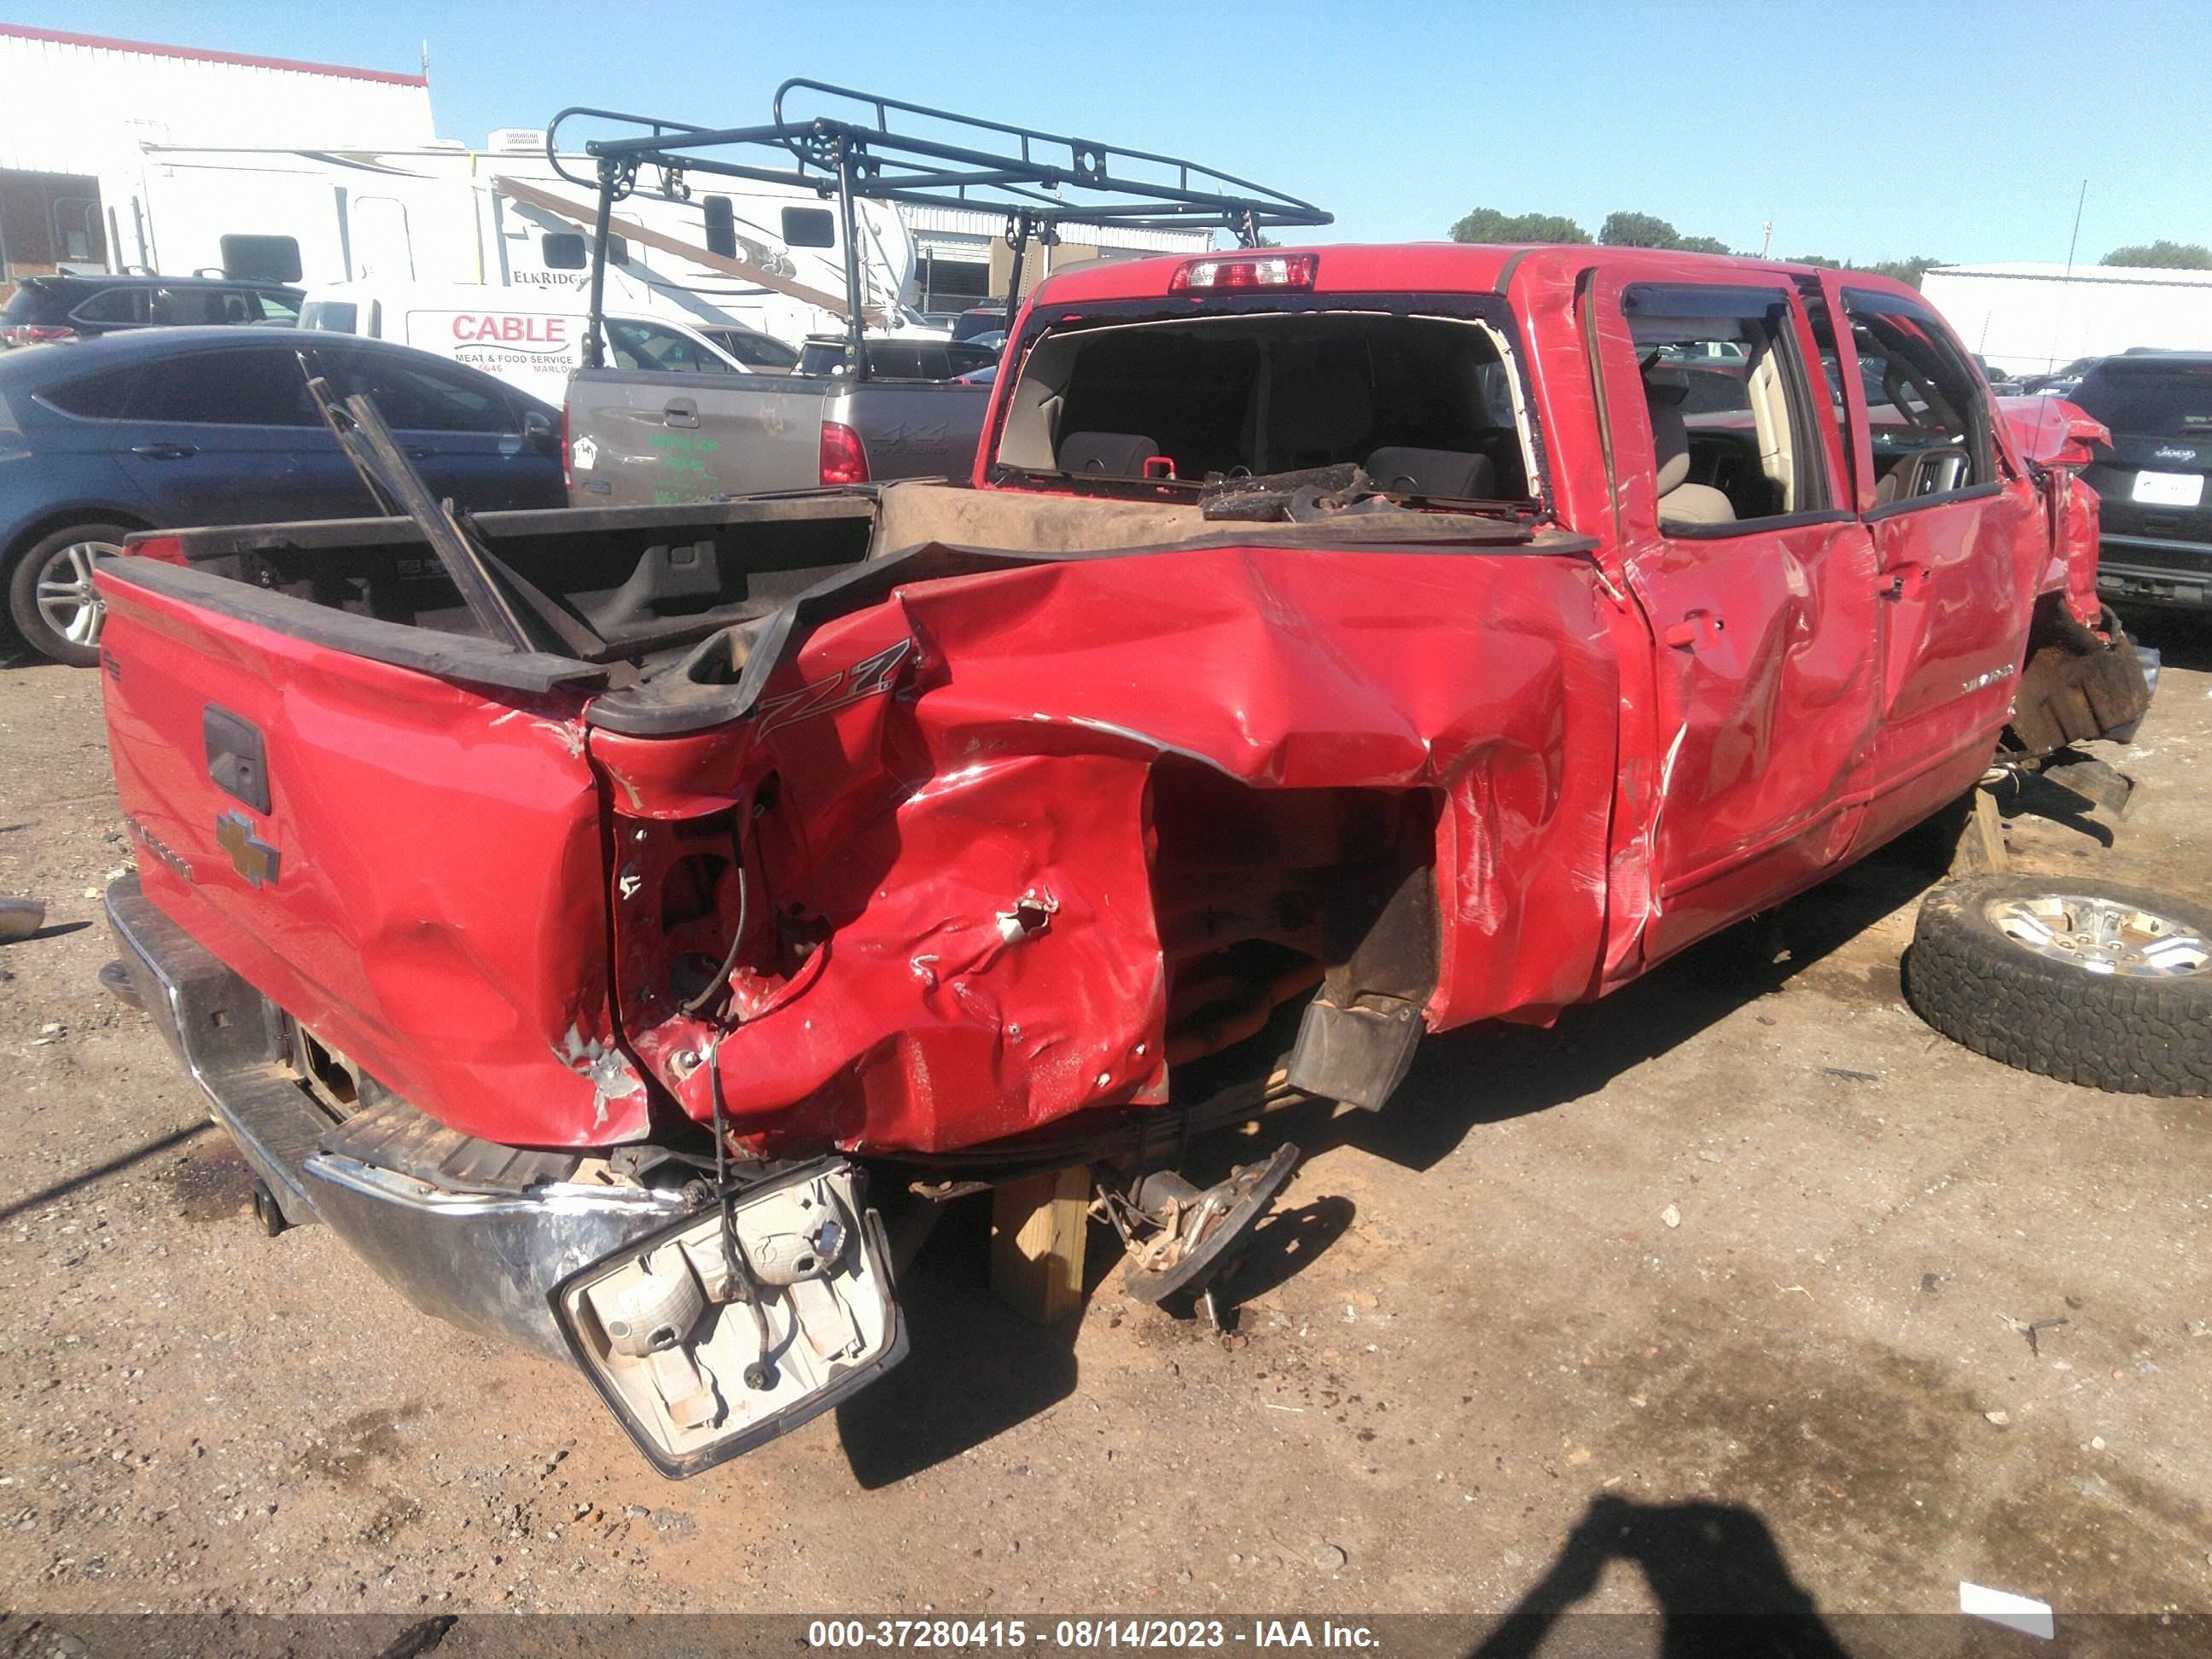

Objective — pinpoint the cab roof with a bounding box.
[1027,242,1918,310]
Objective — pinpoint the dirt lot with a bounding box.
[2,614,2209,1628]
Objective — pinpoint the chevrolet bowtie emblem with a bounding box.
[214,812,280,889]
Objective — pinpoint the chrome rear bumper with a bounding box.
[105,877,685,1363]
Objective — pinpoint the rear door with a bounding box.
[1592,271,1880,960]
[1824,280,2045,841]
[2073,358,2212,606]
[114,343,364,526]
[96,561,643,1149]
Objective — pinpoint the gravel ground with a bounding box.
[1,613,2208,1628]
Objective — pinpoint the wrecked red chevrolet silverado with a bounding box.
[95,242,2150,1473]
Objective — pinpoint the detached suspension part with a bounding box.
[1109,1144,1300,1328]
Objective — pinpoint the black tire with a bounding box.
[6,521,134,667]
[1904,876,2212,1097]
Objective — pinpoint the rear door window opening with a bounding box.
[993,304,1545,509]
[1623,282,1835,532]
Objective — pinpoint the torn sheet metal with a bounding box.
[597,542,1621,1156]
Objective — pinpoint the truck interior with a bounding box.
[992,310,1540,504]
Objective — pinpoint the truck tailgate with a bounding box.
[97,564,649,1148]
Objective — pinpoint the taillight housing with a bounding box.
[820,420,870,486]
[2,324,78,347]
[1167,253,1317,295]
[122,534,188,566]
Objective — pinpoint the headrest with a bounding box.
[1647,396,1691,495]
[1057,431,1160,476]
[1642,364,1691,406]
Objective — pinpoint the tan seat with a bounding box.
[1649,399,1736,527]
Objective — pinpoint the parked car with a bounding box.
[92,244,2151,1472]
[1,328,563,664]
[948,304,1006,344]
[2069,352,2212,610]
[298,281,748,404]
[2018,355,2103,398]
[567,336,995,506]
[695,323,801,375]
[1,273,303,348]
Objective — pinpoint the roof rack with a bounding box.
[544,79,1331,375]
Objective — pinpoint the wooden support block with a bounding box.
[1956,785,2011,876]
[990,1164,1090,1325]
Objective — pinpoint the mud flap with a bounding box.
[550,1161,905,1478]
[2007,606,2154,756]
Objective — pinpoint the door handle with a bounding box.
[1879,566,1924,600]
[1662,610,1726,649]
[663,399,699,429]
[130,442,198,460]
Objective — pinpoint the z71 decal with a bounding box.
[756,639,913,736]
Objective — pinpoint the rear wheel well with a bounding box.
[3,505,154,568]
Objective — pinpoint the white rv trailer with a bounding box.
[1922,262,2212,378]
[95,137,924,346]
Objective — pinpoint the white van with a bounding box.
[298,282,748,403]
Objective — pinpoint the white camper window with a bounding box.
[218,235,302,284]
[542,233,588,271]
[782,207,835,249]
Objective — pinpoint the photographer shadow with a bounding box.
[1472,1494,1851,1659]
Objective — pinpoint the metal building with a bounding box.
[0,22,433,287]
[1922,261,2212,376]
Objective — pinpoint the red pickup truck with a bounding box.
[96,243,2148,1474]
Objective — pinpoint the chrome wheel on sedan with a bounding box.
[36,538,119,649]
[7,522,135,667]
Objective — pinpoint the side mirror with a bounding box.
[521,408,558,454]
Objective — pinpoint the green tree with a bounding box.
[1448,207,1591,244]
[1864,255,1942,290]
[1598,211,1680,248]
[1673,235,1732,256]
[1787,253,1844,268]
[2100,240,2212,269]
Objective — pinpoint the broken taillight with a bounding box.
[1167,253,1317,295]
[819,420,870,487]
[122,535,188,566]
[2,324,77,346]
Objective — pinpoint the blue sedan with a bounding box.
[1,328,565,664]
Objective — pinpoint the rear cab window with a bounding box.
[991,295,1544,510]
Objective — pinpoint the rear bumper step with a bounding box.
[104,877,687,1363]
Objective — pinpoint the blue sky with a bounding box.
[15,0,2209,265]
